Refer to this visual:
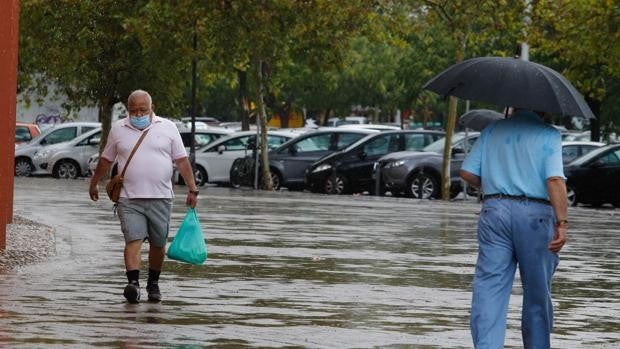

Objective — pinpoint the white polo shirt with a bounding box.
[102,115,187,198]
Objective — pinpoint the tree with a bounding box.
[204,0,379,190]
[529,0,620,140]
[403,0,525,199]
[18,0,201,150]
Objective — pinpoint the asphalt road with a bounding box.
[1,177,618,348]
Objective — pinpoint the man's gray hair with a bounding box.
[128,90,152,106]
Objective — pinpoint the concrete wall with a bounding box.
[16,84,99,128]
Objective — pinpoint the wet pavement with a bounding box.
[1,177,619,348]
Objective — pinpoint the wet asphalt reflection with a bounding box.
[1,177,618,348]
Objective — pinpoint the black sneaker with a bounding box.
[146,282,161,302]
[123,283,140,304]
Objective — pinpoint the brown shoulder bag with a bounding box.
[106,129,150,203]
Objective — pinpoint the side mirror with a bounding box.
[40,138,47,145]
[289,146,298,155]
[90,138,101,145]
[217,145,226,154]
[452,148,465,156]
[358,150,367,159]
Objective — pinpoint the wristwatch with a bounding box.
[556,219,568,227]
[189,189,199,196]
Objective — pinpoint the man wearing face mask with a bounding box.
[89,89,199,304]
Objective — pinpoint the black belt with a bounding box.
[482,193,551,206]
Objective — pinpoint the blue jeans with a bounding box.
[471,198,559,349]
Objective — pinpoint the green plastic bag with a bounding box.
[167,208,207,265]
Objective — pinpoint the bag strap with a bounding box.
[119,129,150,178]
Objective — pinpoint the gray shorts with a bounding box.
[117,198,173,247]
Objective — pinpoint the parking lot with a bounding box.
[1,177,618,348]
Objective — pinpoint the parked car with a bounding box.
[305,130,445,194]
[14,122,101,176]
[191,129,303,186]
[564,143,620,207]
[325,116,368,127]
[15,122,41,144]
[89,126,232,175]
[177,128,234,150]
[561,141,605,164]
[32,127,102,179]
[374,132,481,199]
[181,116,221,126]
[229,128,380,190]
[335,123,401,131]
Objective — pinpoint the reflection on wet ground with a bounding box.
[1,178,618,348]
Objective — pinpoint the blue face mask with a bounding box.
[130,114,151,130]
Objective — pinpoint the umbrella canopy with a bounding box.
[423,56,595,119]
[459,109,504,131]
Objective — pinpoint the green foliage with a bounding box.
[18,0,618,134]
[530,0,620,130]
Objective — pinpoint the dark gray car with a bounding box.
[230,128,378,190]
[305,130,446,194]
[375,132,480,198]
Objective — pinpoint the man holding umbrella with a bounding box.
[424,56,594,348]
[459,108,568,348]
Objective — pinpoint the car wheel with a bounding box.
[54,160,80,179]
[566,185,578,207]
[230,165,242,188]
[194,165,208,186]
[15,157,34,177]
[407,172,439,199]
[269,169,282,191]
[325,174,348,195]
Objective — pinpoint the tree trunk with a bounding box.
[280,104,290,129]
[441,96,458,200]
[321,109,331,126]
[586,96,601,142]
[238,69,250,131]
[255,59,273,191]
[98,96,115,153]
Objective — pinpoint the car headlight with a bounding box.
[311,163,332,173]
[384,160,405,169]
[34,149,52,161]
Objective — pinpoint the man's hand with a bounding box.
[89,184,99,201]
[186,191,198,208]
[89,156,112,202]
[549,225,567,253]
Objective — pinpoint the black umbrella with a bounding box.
[423,56,595,119]
[459,109,504,131]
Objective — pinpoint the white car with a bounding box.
[88,128,234,176]
[14,122,101,176]
[336,123,401,131]
[177,127,234,150]
[561,140,605,164]
[192,129,303,186]
[33,127,102,179]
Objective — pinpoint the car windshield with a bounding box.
[343,133,381,152]
[26,125,57,144]
[569,145,619,166]
[423,133,471,153]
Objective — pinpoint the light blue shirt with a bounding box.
[461,110,565,200]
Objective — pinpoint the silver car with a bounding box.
[375,132,480,198]
[33,127,102,179]
[14,121,101,176]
